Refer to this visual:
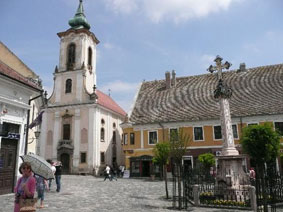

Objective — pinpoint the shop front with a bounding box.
[129,155,160,178]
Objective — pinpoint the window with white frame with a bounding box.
[170,128,178,141]
[213,126,222,140]
[194,127,203,141]
[130,133,135,145]
[275,122,283,136]
[100,128,105,142]
[232,124,239,139]
[149,131,157,145]
[123,133,128,145]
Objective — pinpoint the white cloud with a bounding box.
[99,80,140,113]
[99,80,139,93]
[103,0,241,23]
[103,42,114,49]
[104,0,138,14]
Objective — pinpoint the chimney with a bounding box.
[165,71,171,89]
[171,70,176,87]
[237,63,246,73]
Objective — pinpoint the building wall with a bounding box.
[0,73,37,193]
[0,42,38,78]
[122,115,283,170]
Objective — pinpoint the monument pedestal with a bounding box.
[216,155,249,188]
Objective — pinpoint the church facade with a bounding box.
[39,1,126,175]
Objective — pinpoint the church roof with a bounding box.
[96,90,127,117]
[68,0,90,30]
[0,60,42,91]
[129,63,283,125]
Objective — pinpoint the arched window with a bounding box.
[65,79,72,93]
[101,128,105,142]
[88,47,92,67]
[67,43,76,68]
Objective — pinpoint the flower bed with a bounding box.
[199,192,250,208]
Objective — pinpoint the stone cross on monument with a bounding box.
[208,55,239,156]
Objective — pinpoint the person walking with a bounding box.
[35,175,49,208]
[249,167,256,185]
[119,165,125,178]
[103,165,111,181]
[48,161,56,190]
[55,161,62,192]
[110,166,118,181]
[14,162,36,212]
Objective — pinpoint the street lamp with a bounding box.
[34,130,41,139]
[35,130,41,155]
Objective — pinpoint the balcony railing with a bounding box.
[58,139,73,146]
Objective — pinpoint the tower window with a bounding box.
[101,128,105,142]
[88,47,92,67]
[67,43,76,68]
[65,79,72,93]
[63,124,71,140]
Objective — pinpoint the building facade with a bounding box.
[39,1,126,175]
[121,65,283,177]
[0,45,42,194]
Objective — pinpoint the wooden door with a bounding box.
[0,139,17,195]
[60,153,70,174]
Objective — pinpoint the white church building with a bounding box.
[39,0,126,175]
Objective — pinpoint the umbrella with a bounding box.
[20,153,54,180]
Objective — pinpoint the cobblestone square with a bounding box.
[0,175,254,212]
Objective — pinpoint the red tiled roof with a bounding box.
[96,90,127,117]
[0,60,41,91]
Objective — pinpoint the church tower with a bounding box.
[40,0,126,175]
[55,0,99,104]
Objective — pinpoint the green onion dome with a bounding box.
[68,0,90,30]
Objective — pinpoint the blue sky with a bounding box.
[1,0,283,113]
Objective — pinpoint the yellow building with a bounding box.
[121,65,283,177]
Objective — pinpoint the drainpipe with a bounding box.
[24,91,45,155]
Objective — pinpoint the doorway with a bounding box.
[142,161,150,177]
[60,153,70,174]
[0,139,18,195]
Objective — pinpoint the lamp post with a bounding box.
[35,130,41,155]
[207,55,238,156]
[24,90,47,154]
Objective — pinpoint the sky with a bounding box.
[1,0,283,113]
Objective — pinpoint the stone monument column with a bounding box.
[208,55,238,156]
[208,56,247,188]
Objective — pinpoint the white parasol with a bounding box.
[20,153,54,180]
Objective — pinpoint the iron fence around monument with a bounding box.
[255,172,283,212]
[198,184,251,209]
[182,167,252,210]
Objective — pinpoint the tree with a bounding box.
[153,142,170,199]
[241,123,280,212]
[241,123,280,165]
[169,129,191,209]
[198,153,215,170]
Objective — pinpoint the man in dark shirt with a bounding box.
[55,161,62,192]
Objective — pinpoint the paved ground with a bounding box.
[0,175,252,212]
